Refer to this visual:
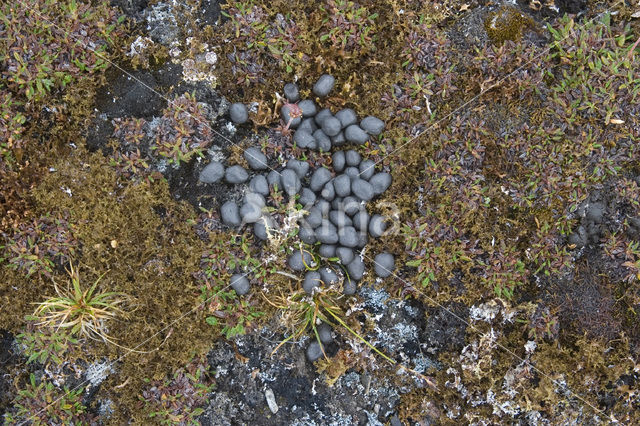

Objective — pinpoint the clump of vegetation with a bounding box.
[318,0,379,56]
[4,373,91,425]
[0,0,123,165]
[1,213,77,278]
[140,356,214,424]
[30,264,130,345]
[219,0,306,83]
[153,92,214,166]
[16,326,79,366]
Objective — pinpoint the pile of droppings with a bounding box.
[199,74,397,361]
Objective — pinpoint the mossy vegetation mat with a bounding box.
[1,0,640,424]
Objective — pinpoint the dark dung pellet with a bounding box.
[225,165,249,184]
[351,178,374,201]
[370,172,392,195]
[281,169,301,196]
[313,74,335,97]
[244,147,268,171]
[229,103,248,124]
[373,252,395,278]
[220,201,241,227]
[286,159,310,178]
[359,160,376,180]
[345,124,369,144]
[347,256,365,281]
[284,82,300,102]
[249,175,269,196]
[332,151,346,173]
[230,274,250,295]
[335,108,357,128]
[310,167,332,192]
[360,116,385,135]
[345,150,361,167]
[303,271,322,294]
[298,99,317,117]
[288,250,314,272]
[318,244,337,258]
[199,161,225,183]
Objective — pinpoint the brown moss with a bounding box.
[19,148,217,422]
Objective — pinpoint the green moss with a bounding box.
[484,5,535,45]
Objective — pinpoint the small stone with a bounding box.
[319,266,339,285]
[281,104,301,128]
[199,161,225,183]
[288,250,314,272]
[336,246,354,265]
[321,181,335,201]
[321,116,342,137]
[314,108,333,126]
[316,220,339,244]
[369,214,387,237]
[299,187,317,206]
[313,129,332,152]
[352,178,374,201]
[359,160,376,180]
[286,159,310,178]
[294,129,316,149]
[345,124,369,144]
[335,108,358,128]
[353,211,370,233]
[345,150,362,166]
[316,323,333,344]
[220,201,241,227]
[267,170,282,190]
[244,147,268,170]
[331,131,346,146]
[265,388,278,414]
[225,165,249,184]
[299,226,317,245]
[249,175,269,196]
[284,83,300,102]
[347,256,365,280]
[281,169,301,196]
[229,103,249,124]
[343,275,357,295]
[333,174,351,198]
[332,151,346,173]
[373,252,395,278]
[318,244,337,258]
[313,74,335,97]
[303,271,322,294]
[306,341,324,362]
[338,226,358,248]
[230,274,250,295]
[370,172,392,195]
[298,99,317,117]
[329,210,352,228]
[310,167,332,192]
[360,116,385,135]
